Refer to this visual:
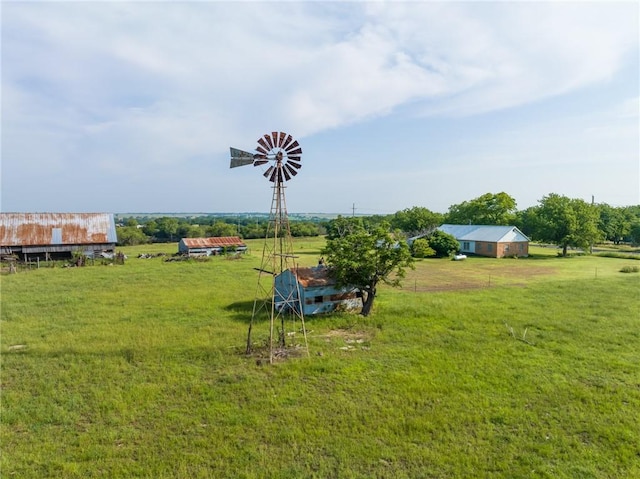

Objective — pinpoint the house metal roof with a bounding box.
[438,224,529,243]
[180,236,246,248]
[0,213,117,246]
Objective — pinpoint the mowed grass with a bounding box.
[1,238,639,478]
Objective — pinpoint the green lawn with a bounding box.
[2,238,639,478]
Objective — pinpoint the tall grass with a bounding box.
[2,239,639,478]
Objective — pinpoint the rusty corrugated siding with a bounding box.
[181,236,246,248]
[0,213,118,246]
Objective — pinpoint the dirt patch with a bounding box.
[401,263,557,292]
[319,328,373,351]
[322,329,371,340]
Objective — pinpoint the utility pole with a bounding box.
[590,195,595,254]
[352,203,356,217]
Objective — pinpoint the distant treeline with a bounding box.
[115,192,640,248]
[116,215,328,245]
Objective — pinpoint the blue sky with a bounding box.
[2,1,638,215]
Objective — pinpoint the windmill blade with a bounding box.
[257,137,269,151]
[286,147,302,156]
[284,140,300,152]
[284,163,298,177]
[282,134,293,150]
[256,145,269,155]
[264,134,274,150]
[287,160,302,169]
[282,166,291,181]
[278,131,286,147]
[230,147,256,168]
[271,132,281,147]
[253,159,269,166]
[268,168,279,183]
[263,165,275,180]
[287,154,301,162]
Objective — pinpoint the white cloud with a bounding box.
[1,2,637,212]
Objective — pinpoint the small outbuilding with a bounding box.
[178,236,247,256]
[438,224,530,258]
[0,212,118,260]
[275,266,362,315]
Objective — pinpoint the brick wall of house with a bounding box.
[474,241,528,258]
[497,241,529,258]
[474,242,497,258]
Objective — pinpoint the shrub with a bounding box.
[619,265,639,273]
[411,238,436,258]
[426,230,459,258]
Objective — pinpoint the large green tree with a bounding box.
[391,207,443,236]
[325,216,366,240]
[206,221,239,238]
[446,192,517,225]
[531,194,601,256]
[597,204,634,245]
[116,226,150,246]
[322,222,414,316]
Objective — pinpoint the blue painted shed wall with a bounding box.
[274,269,361,315]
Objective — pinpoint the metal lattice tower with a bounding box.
[229,132,309,363]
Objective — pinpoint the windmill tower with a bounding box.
[229,132,308,363]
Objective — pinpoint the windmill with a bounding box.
[229,131,309,363]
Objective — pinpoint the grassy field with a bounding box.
[2,238,639,478]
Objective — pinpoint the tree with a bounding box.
[411,238,435,258]
[426,230,459,257]
[391,207,443,236]
[629,220,640,245]
[446,192,517,225]
[597,204,632,245]
[514,206,538,239]
[322,222,414,316]
[116,226,150,246]
[325,216,365,240]
[142,220,158,238]
[531,194,600,256]
[155,217,180,242]
[206,221,239,238]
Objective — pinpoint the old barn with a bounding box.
[178,236,247,256]
[438,224,530,258]
[275,266,362,315]
[0,213,118,260]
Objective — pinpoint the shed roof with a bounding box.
[0,213,117,246]
[439,224,529,243]
[286,267,335,288]
[180,236,246,248]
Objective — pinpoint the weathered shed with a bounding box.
[178,236,247,256]
[438,224,529,258]
[275,266,362,315]
[0,213,118,259]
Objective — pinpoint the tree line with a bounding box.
[116,192,640,253]
[116,216,325,246]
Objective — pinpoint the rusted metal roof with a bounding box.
[289,266,335,288]
[180,236,246,248]
[0,213,117,246]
